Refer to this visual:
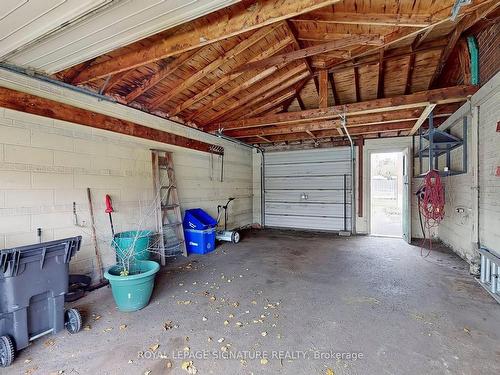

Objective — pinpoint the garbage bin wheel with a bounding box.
[65,308,82,334]
[0,335,15,368]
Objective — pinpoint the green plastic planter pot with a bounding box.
[104,260,160,312]
[113,230,153,261]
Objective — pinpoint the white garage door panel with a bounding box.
[265,148,350,164]
[265,161,351,177]
[266,176,351,190]
[265,215,351,231]
[264,147,352,232]
[266,202,351,217]
[265,190,350,204]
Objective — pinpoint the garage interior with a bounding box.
[0,0,499,374]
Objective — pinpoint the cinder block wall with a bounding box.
[0,70,253,281]
[438,73,500,268]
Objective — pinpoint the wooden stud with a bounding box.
[318,69,328,108]
[356,137,364,217]
[0,87,222,155]
[72,0,343,84]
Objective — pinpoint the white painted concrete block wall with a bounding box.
[0,70,253,281]
[438,73,500,267]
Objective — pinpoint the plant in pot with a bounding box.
[104,230,160,312]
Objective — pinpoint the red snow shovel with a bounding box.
[105,194,115,237]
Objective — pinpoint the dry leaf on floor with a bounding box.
[464,327,471,334]
[251,300,257,305]
[202,317,208,321]
[326,368,335,375]
[84,325,91,331]
[144,371,151,375]
[260,358,268,365]
[184,346,190,352]
[228,314,234,318]
[224,320,229,326]
[165,359,173,368]
[102,328,113,333]
[236,322,243,327]
[261,332,267,337]
[119,324,127,330]
[149,343,160,352]
[44,339,55,347]
[181,360,197,374]
[217,338,224,343]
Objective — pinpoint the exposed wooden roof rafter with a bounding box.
[72,0,343,84]
[172,35,295,117]
[148,24,282,110]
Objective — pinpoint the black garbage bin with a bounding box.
[0,237,83,367]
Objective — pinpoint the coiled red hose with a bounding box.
[418,170,445,257]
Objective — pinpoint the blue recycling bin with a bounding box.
[183,209,217,254]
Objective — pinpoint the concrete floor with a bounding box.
[6,230,500,375]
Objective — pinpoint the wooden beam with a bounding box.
[225,105,458,138]
[318,69,328,108]
[172,36,294,117]
[409,104,437,135]
[124,50,197,103]
[430,0,499,87]
[457,38,472,84]
[72,0,343,84]
[290,12,435,27]
[0,87,222,155]
[251,118,446,143]
[209,85,476,131]
[148,24,280,110]
[200,65,309,125]
[356,137,364,217]
[232,35,383,73]
[297,32,380,42]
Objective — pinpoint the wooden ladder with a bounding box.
[151,150,187,265]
